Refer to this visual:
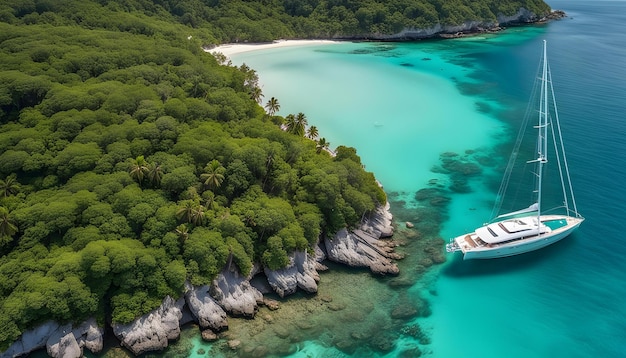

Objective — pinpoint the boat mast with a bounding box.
[547,61,581,218]
[536,40,549,223]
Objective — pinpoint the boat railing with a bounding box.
[542,205,584,218]
[446,239,461,253]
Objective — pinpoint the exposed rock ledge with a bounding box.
[325,228,399,275]
[210,269,264,318]
[4,203,397,357]
[112,296,185,356]
[339,8,563,40]
[185,283,228,332]
[1,318,103,358]
[264,250,321,297]
[324,202,398,275]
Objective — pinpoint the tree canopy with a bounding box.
[0,0,393,349]
[0,0,551,44]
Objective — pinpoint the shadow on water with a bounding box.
[441,234,577,278]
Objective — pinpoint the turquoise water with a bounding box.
[92,2,626,357]
[219,2,626,357]
[233,41,507,194]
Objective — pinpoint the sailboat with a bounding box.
[446,40,584,260]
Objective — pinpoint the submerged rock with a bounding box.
[263,298,280,310]
[228,339,241,350]
[201,330,218,342]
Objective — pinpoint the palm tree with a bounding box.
[284,114,296,132]
[146,162,163,187]
[0,207,17,239]
[265,97,280,116]
[250,86,263,104]
[190,205,206,226]
[176,200,195,223]
[316,137,330,154]
[286,112,308,136]
[201,160,226,190]
[0,174,20,198]
[129,156,149,184]
[293,112,308,136]
[307,126,319,140]
[174,224,189,243]
[176,201,205,226]
[202,190,217,211]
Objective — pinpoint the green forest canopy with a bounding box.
[0,0,550,351]
[0,0,387,350]
[1,0,552,43]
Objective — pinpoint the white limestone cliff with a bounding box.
[111,296,184,356]
[264,250,320,297]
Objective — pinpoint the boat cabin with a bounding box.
[475,218,550,245]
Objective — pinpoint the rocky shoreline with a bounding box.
[1,203,398,358]
[336,9,566,41]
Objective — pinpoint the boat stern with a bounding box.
[446,233,479,256]
[446,238,461,253]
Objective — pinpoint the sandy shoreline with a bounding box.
[208,39,341,57]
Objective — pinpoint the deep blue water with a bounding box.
[432,1,626,357]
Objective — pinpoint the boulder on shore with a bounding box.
[360,202,394,238]
[325,228,399,275]
[111,296,184,356]
[1,321,59,358]
[323,203,399,275]
[1,318,104,358]
[210,269,263,318]
[185,283,229,332]
[77,318,104,354]
[264,250,320,297]
[46,325,81,358]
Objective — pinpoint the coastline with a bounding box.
[208,39,342,57]
[10,203,401,358]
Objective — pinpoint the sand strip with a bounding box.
[208,39,341,57]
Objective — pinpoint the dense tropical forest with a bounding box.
[1,0,551,43]
[0,0,550,351]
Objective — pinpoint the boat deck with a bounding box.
[543,218,568,230]
[464,235,478,248]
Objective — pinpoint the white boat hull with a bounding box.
[452,215,584,260]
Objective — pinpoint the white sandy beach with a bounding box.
[208,39,340,57]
